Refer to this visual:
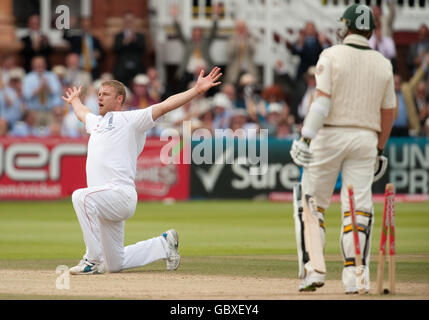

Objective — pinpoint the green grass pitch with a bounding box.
[0,200,428,283]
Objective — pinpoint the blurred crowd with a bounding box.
[1,3,429,140]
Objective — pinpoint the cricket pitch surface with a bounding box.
[1,268,428,300]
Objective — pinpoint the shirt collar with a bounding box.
[343,34,371,48]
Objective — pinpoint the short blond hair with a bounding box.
[101,80,126,106]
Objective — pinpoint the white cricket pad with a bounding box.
[302,194,326,274]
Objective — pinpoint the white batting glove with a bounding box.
[290,137,312,167]
[374,148,388,182]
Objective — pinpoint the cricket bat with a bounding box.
[302,193,326,274]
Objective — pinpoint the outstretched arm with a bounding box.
[151,67,222,121]
[62,86,92,124]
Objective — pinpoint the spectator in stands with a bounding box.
[146,67,165,103]
[416,81,429,126]
[10,109,49,137]
[81,80,101,115]
[1,54,18,85]
[372,0,396,38]
[64,17,104,80]
[260,102,284,137]
[170,3,220,90]
[62,107,86,138]
[49,121,62,137]
[7,68,26,114]
[124,87,135,112]
[22,56,62,127]
[228,108,250,137]
[129,74,156,110]
[197,103,215,136]
[49,105,84,138]
[48,106,66,137]
[276,119,292,139]
[288,22,330,113]
[0,117,8,136]
[296,66,316,123]
[165,100,197,134]
[274,59,297,109]
[113,12,146,87]
[220,83,239,108]
[52,65,68,94]
[423,82,429,129]
[397,54,429,136]
[236,73,259,111]
[392,74,410,136]
[369,26,397,70]
[62,16,81,47]
[225,108,260,138]
[64,52,92,88]
[20,14,53,72]
[212,92,233,130]
[188,85,212,121]
[289,22,330,82]
[424,117,429,137]
[254,84,289,122]
[225,19,258,87]
[99,72,114,82]
[164,81,207,134]
[0,73,24,128]
[406,24,429,76]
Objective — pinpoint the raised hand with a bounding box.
[195,67,222,94]
[62,86,82,104]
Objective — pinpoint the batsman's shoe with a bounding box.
[162,229,180,271]
[299,263,325,292]
[344,286,369,295]
[342,266,369,294]
[345,287,359,295]
[69,259,105,275]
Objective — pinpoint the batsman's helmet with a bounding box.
[340,4,375,33]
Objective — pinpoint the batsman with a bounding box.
[290,4,395,294]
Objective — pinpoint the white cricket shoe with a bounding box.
[162,229,180,271]
[69,259,105,275]
[299,263,325,292]
[344,286,369,295]
[345,286,359,295]
[342,266,369,294]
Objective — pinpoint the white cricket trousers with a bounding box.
[302,127,378,291]
[71,185,170,272]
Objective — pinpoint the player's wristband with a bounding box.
[377,148,384,156]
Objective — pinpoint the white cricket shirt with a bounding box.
[315,34,396,132]
[85,107,156,188]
